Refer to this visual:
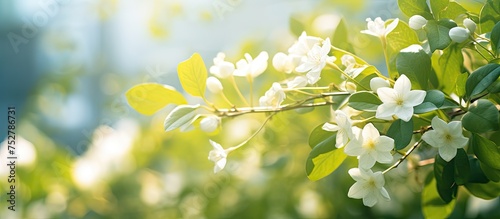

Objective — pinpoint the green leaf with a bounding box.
[422,173,456,219]
[164,105,200,132]
[414,90,446,113]
[479,0,500,34]
[434,155,458,203]
[471,133,500,170]
[387,119,413,150]
[348,91,382,112]
[353,67,378,91]
[308,124,336,149]
[453,149,470,185]
[439,44,463,95]
[491,21,500,55]
[396,44,431,89]
[439,2,467,22]
[481,161,500,182]
[125,83,188,116]
[465,180,500,200]
[430,0,448,19]
[469,157,490,183]
[306,135,347,181]
[462,99,500,133]
[332,18,354,52]
[290,16,306,37]
[177,53,208,98]
[386,20,420,79]
[398,0,433,20]
[455,73,468,97]
[424,20,454,52]
[465,63,500,99]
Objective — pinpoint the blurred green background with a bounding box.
[0,0,498,218]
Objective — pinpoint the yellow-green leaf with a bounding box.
[178,53,208,98]
[306,135,347,181]
[126,83,187,115]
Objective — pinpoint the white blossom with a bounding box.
[409,15,427,30]
[375,74,426,122]
[449,27,470,43]
[422,117,469,162]
[370,77,390,93]
[233,52,269,78]
[322,110,354,148]
[208,140,228,173]
[272,52,299,73]
[200,116,221,133]
[259,82,286,108]
[206,76,223,94]
[288,31,321,56]
[209,52,235,78]
[344,123,394,169]
[361,17,399,38]
[295,38,335,84]
[348,168,391,207]
[287,76,308,88]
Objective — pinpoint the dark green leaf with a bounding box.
[453,149,470,185]
[424,20,453,52]
[465,180,500,200]
[471,133,500,170]
[308,124,337,149]
[481,161,500,182]
[398,0,433,20]
[396,44,431,89]
[468,157,491,183]
[462,99,500,133]
[348,91,382,112]
[415,90,446,113]
[465,63,500,99]
[491,21,500,55]
[422,173,456,219]
[387,119,414,150]
[434,155,458,203]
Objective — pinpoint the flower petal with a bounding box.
[348,182,369,199]
[376,103,396,120]
[394,74,411,95]
[322,123,340,132]
[345,139,363,156]
[363,123,380,139]
[214,158,227,173]
[377,87,398,104]
[439,145,457,162]
[395,105,414,122]
[376,136,395,151]
[379,187,391,200]
[404,90,426,106]
[359,153,376,169]
[362,192,378,207]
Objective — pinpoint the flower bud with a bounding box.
[463,18,476,34]
[206,76,223,94]
[370,77,390,93]
[449,27,470,43]
[200,116,220,133]
[409,15,427,30]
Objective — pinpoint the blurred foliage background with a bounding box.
[0,0,498,218]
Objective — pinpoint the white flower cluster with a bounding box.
[408,15,476,43]
[273,32,336,88]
